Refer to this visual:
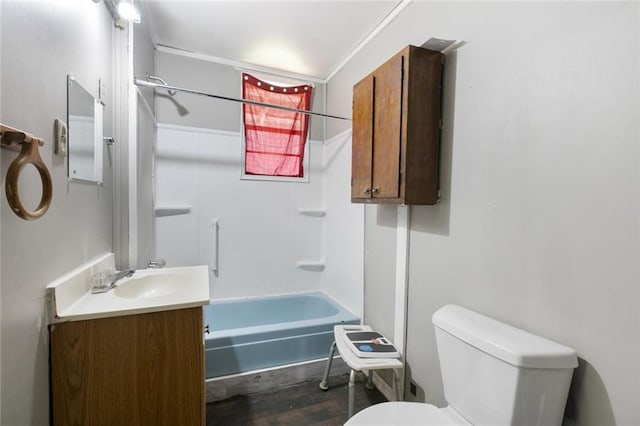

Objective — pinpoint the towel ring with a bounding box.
[5,134,53,220]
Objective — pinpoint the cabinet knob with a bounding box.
[372,187,380,195]
[363,188,370,194]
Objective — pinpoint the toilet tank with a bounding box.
[432,305,578,426]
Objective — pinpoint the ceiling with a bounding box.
[140,0,405,81]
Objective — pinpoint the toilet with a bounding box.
[346,304,578,426]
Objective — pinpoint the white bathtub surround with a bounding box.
[155,125,324,299]
[153,49,364,318]
[154,124,365,319]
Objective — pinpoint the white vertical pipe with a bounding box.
[394,205,410,397]
[394,205,410,353]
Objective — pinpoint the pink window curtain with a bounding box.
[242,73,313,177]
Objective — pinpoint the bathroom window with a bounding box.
[241,73,313,181]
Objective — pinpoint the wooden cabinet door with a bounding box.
[51,308,204,426]
[351,75,374,200]
[371,53,403,199]
[351,45,442,205]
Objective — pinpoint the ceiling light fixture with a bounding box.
[117,0,141,23]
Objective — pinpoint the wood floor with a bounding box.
[206,373,388,425]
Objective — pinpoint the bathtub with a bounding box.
[204,292,359,378]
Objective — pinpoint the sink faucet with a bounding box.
[91,269,135,294]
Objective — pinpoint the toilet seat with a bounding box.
[345,402,470,425]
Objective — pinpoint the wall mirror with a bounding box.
[67,74,103,184]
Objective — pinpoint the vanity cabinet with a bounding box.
[351,45,443,205]
[50,307,204,426]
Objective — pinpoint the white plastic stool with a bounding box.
[319,325,403,418]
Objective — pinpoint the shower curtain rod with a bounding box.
[134,78,351,121]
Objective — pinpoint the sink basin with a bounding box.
[47,254,210,322]
[114,272,185,299]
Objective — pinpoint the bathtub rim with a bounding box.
[204,291,359,341]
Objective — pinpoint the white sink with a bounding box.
[115,271,187,299]
[47,254,210,322]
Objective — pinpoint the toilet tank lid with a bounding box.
[432,305,578,369]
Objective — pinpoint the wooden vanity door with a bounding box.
[50,308,205,426]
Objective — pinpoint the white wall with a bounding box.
[155,125,327,300]
[328,2,639,425]
[322,130,364,317]
[363,205,397,339]
[0,1,114,424]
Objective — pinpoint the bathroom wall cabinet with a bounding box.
[50,307,204,426]
[351,45,444,205]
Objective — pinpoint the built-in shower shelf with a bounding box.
[297,208,326,217]
[155,205,192,217]
[296,261,326,272]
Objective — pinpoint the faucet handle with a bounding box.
[148,259,166,269]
